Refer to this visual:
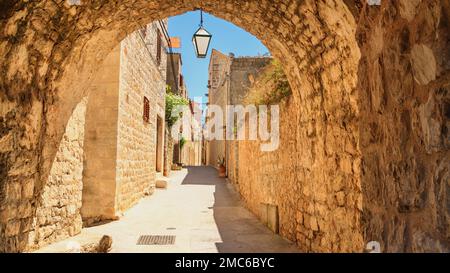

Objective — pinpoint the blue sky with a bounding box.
[168,11,269,102]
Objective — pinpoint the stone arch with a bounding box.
[0,0,361,253]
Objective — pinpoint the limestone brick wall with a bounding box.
[115,23,167,212]
[233,1,450,253]
[207,50,231,167]
[82,46,121,224]
[166,53,182,95]
[181,141,202,166]
[227,140,239,185]
[232,49,363,252]
[357,0,450,252]
[163,127,173,176]
[19,21,167,248]
[235,96,362,252]
[229,57,273,105]
[236,98,325,251]
[29,98,87,250]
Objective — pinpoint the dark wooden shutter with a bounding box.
[143,97,150,123]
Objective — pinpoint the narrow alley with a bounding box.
[36,167,299,253]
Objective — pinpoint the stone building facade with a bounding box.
[225,56,273,180]
[28,21,168,249]
[181,101,203,166]
[166,52,189,166]
[205,50,231,168]
[114,22,167,213]
[166,53,188,99]
[205,49,272,172]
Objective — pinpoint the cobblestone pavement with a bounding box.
[36,166,299,253]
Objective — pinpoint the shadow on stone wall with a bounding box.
[357,1,450,253]
[181,166,298,253]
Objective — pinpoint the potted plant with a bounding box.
[217,156,226,178]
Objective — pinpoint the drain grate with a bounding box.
[137,235,176,245]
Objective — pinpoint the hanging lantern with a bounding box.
[192,10,212,58]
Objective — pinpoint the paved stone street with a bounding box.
[36,167,299,253]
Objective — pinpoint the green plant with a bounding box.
[166,86,189,128]
[217,156,225,166]
[179,137,186,149]
[244,59,292,105]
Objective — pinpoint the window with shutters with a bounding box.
[143,97,150,123]
[179,75,184,88]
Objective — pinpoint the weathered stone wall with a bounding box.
[229,57,273,105]
[115,24,167,212]
[235,98,299,243]
[83,22,168,222]
[166,53,182,95]
[233,52,362,252]
[357,0,450,252]
[233,0,449,253]
[181,103,203,167]
[226,56,272,180]
[6,21,167,249]
[206,50,231,167]
[163,127,173,176]
[181,141,202,166]
[207,52,272,170]
[28,98,87,250]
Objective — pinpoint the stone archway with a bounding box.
[0,0,448,253]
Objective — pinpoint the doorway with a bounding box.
[156,115,164,172]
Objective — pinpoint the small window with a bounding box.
[179,75,184,88]
[156,29,162,66]
[143,97,150,123]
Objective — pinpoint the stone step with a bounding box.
[155,172,170,189]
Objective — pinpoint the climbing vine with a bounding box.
[179,137,186,149]
[244,59,292,105]
[165,85,189,128]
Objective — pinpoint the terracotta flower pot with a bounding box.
[218,165,226,178]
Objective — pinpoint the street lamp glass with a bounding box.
[192,27,212,58]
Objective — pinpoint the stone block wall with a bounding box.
[163,127,173,176]
[181,141,202,166]
[115,24,167,212]
[227,140,239,186]
[19,21,167,248]
[226,56,272,179]
[231,1,450,253]
[0,0,448,253]
[357,0,450,252]
[234,96,362,253]
[29,98,87,249]
[166,53,182,95]
[229,57,273,105]
[206,50,231,167]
